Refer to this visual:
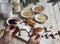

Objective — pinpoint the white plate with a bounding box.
[32,5,44,13]
[35,14,48,23]
[21,9,33,18]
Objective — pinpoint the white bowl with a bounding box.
[32,5,44,13]
[21,9,33,18]
[34,14,48,23]
[6,17,19,26]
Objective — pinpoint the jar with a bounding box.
[13,5,22,13]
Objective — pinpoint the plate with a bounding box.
[34,14,48,23]
[21,9,33,18]
[32,5,44,13]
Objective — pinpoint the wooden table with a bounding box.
[17,0,60,44]
[0,0,60,44]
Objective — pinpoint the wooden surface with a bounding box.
[37,0,60,31]
[0,0,60,44]
[18,0,60,41]
[17,0,60,44]
[0,0,60,31]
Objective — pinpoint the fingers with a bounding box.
[10,25,15,30]
[30,35,37,41]
[35,34,40,39]
[9,25,16,33]
[5,25,16,33]
[36,35,40,42]
[12,26,19,36]
[5,25,10,31]
[6,25,16,30]
[30,34,40,41]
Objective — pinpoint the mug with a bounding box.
[6,17,19,26]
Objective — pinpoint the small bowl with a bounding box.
[34,14,48,24]
[6,17,19,26]
[32,5,44,13]
[21,9,33,18]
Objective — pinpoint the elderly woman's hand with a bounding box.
[0,25,16,44]
[29,34,40,44]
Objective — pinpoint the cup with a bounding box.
[6,17,19,26]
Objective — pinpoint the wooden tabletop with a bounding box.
[37,0,60,31]
[0,0,60,44]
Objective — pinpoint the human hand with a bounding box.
[4,25,15,36]
[29,34,40,44]
[2,25,16,44]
